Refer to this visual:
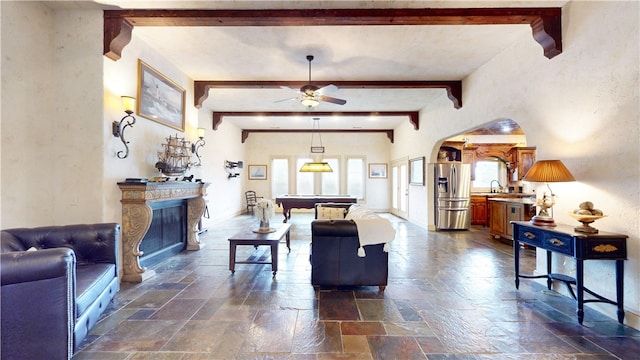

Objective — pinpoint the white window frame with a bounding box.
[346,156,366,201]
[270,157,290,198]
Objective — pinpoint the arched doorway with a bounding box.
[428,118,535,231]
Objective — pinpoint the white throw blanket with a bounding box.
[352,217,396,257]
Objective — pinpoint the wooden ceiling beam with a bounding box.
[240,129,394,144]
[213,111,418,138]
[104,8,562,61]
[196,81,461,110]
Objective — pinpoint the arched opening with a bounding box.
[428,118,537,232]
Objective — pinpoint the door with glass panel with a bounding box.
[391,159,408,218]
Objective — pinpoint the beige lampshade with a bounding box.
[121,96,136,114]
[299,162,333,172]
[523,160,576,183]
[301,96,320,108]
[197,127,206,139]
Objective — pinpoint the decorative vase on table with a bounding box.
[255,199,276,233]
[259,219,270,231]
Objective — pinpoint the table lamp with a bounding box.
[522,160,576,227]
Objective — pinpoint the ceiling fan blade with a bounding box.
[316,84,339,94]
[277,56,347,108]
[318,95,346,105]
[274,97,298,103]
[280,85,302,94]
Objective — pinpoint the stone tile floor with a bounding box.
[74,213,640,359]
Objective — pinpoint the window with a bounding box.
[321,158,340,195]
[271,158,289,198]
[346,157,365,199]
[273,156,362,198]
[296,157,314,195]
[473,159,507,191]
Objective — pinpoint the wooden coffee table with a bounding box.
[228,223,291,275]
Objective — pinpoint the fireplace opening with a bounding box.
[140,199,187,268]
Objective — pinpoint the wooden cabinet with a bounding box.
[462,147,476,180]
[440,143,536,183]
[489,199,535,240]
[470,195,487,225]
[510,147,536,181]
[438,143,463,162]
[489,200,507,238]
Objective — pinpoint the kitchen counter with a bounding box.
[472,192,536,198]
[487,197,536,205]
[471,193,536,228]
[487,197,537,240]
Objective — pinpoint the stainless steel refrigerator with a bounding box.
[434,163,471,230]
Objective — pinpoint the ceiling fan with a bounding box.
[277,55,347,108]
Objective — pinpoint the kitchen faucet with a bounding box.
[490,180,502,193]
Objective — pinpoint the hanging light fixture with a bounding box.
[299,118,333,172]
[300,56,320,108]
[300,95,320,108]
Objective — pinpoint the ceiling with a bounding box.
[60,1,568,132]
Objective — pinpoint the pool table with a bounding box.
[275,195,357,222]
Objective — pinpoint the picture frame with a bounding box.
[368,163,388,179]
[137,60,186,131]
[409,157,425,185]
[248,165,267,180]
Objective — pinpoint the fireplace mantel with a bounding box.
[117,181,209,282]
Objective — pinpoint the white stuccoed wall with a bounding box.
[103,33,201,224]
[392,1,639,327]
[242,131,391,211]
[192,118,246,225]
[2,4,108,226]
[2,1,57,226]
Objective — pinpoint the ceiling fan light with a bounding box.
[301,96,319,108]
[299,161,333,172]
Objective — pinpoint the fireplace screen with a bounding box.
[140,199,187,268]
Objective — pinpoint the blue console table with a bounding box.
[512,221,627,324]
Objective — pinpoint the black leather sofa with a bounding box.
[1,223,120,359]
[311,219,389,291]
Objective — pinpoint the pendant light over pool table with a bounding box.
[299,118,333,172]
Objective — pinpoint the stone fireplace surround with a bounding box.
[117,181,209,282]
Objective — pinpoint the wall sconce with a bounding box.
[225,160,243,179]
[190,128,206,166]
[112,96,136,159]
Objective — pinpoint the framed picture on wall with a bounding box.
[248,165,267,180]
[137,60,186,131]
[409,157,425,185]
[368,163,388,178]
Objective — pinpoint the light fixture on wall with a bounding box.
[522,159,576,227]
[225,160,243,178]
[191,128,206,166]
[299,118,333,172]
[112,96,136,159]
